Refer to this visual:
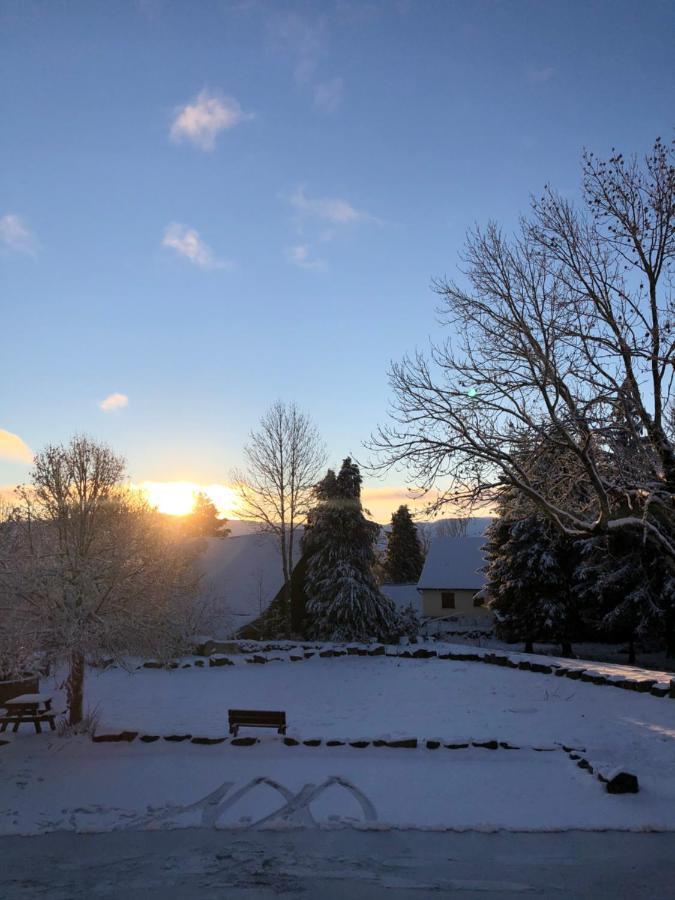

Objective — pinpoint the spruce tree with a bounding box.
[188,492,230,538]
[385,505,425,583]
[304,458,397,642]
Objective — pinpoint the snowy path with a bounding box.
[2,829,674,899]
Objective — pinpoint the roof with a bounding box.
[417,536,486,591]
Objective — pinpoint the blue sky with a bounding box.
[1,0,673,520]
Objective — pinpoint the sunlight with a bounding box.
[138,481,240,518]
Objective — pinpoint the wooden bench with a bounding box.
[1,694,56,734]
[228,708,286,737]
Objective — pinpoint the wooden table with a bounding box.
[1,693,55,733]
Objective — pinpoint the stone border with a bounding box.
[87,730,637,795]
[134,644,675,701]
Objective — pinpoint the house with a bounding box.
[416,536,488,618]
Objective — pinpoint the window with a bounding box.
[441,591,455,609]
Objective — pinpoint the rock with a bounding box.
[304,652,315,659]
[347,647,361,655]
[319,650,335,658]
[303,739,322,746]
[635,680,656,694]
[386,738,417,749]
[425,740,441,750]
[139,735,160,743]
[651,684,669,697]
[191,737,225,745]
[445,742,469,749]
[209,656,233,667]
[164,734,192,742]
[669,680,675,700]
[231,737,257,746]
[412,648,436,659]
[372,739,387,747]
[368,645,385,656]
[182,664,191,668]
[499,741,519,750]
[92,731,138,743]
[167,662,179,669]
[606,771,639,794]
[518,661,532,671]
[530,663,552,674]
[283,737,300,746]
[473,740,499,750]
[194,660,205,667]
[142,661,163,669]
[326,740,345,746]
[290,655,304,662]
[398,651,413,659]
[577,758,593,772]
[349,740,370,748]
[565,670,583,680]
[554,668,569,677]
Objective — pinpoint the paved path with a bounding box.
[2,829,675,898]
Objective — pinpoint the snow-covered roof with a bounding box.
[417,536,486,591]
[380,583,422,613]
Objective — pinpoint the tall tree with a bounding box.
[234,402,325,634]
[1,436,204,725]
[187,491,230,538]
[304,458,397,642]
[371,137,675,569]
[385,505,425,583]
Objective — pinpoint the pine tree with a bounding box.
[384,505,425,583]
[304,458,397,642]
[485,497,580,656]
[187,492,230,538]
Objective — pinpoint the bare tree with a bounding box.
[1,436,204,725]
[435,517,470,538]
[371,137,675,561]
[233,402,325,632]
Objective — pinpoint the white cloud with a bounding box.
[0,429,33,463]
[100,393,129,412]
[287,244,324,269]
[170,90,252,151]
[289,186,379,226]
[162,223,229,269]
[526,65,555,84]
[268,12,325,84]
[313,77,344,113]
[0,214,37,255]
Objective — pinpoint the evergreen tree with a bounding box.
[187,492,230,538]
[485,487,581,656]
[384,505,425,583]
[304,458,397,642]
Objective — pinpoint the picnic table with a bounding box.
[1,693,56,733]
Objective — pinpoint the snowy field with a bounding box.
[2,652,675,835]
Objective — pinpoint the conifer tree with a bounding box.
[187,492,230,538]
[384,505,425,583]
[304,458,397,642]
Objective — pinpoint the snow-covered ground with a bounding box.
[2,650,675,836]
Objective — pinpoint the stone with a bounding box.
[445,742,469,750]
[303,739,322,747]
[319,650,335,658]
[670,680,675,700]
[283,737,300,746]
[426,740,441,750]
[209,656,233,667]
[565,670,583,680]
[554,668,569,677]
[92,731,138,743]
[577,758,592,771]
[473,740,499,750]
[191,737,225,745]
[518,661,532,671]
[635,680,656,694]
[412,648,436,659]
[651,685,669,698]
[326,740,345,746]
[368,645,385,656]
[386,738,417,749]
[142,661,163,669]
[231,737,257,746]
[139,735,160,743]
[290,655,304,662]
[372,739,387,747]
[606,771,639,794]
[194,660,205,667]
[250,655,267,665]
[530,663,552,674]
[164,734,191,742]
[349,741,370,748]
[499,741,520,750]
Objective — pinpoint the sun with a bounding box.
[138,481,240,518]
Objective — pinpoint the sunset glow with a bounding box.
[138,481,240,518]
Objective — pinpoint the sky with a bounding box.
[1,0,674,521]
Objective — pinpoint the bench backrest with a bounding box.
[228,708,286,726]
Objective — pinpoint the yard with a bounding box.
[2,648,675,835]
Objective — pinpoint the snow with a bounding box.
[379,583,422,613]
[417,536,487,590]
[2,648,675,835]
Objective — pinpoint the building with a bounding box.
[416,536,488,618]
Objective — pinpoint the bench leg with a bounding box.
[279,726,286,735]
[12,720,20,733]
[34,719,42,734]
[0,721,7,733]
[47,716,56,731]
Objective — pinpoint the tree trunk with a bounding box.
[627,632,636,665]
[279,525,291,638]
[66,651,85,726]
[524,639,534,654]
[560,641,573,658]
